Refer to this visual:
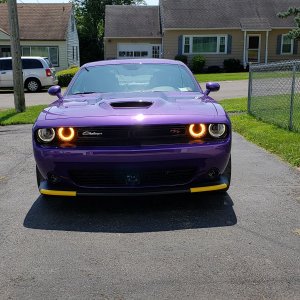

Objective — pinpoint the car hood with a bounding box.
[40,92,227,126]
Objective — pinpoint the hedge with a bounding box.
[56,67,80,87]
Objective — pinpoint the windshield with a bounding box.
[68,63,200,95]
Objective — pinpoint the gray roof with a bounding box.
[105,5,161,38]
[0,3,72,41]
[160,0,300,29]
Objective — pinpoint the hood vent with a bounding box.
[110,101,153,109]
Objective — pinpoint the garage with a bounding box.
[117,43,161,59]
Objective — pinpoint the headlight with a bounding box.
[37,128,55,143]
[188,124,207,139]
[208,124,226,138]
[58,127,75,142]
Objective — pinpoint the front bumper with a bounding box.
[34,138,231,196]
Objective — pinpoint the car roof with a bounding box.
[0,56,46,60]
[83,58,186,68]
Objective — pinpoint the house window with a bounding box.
[183,35,227,54]
[281,34,293,54]
[76,46,78,61]
[184,37,190,53]
[152,46,160,58]
[21,46,59,67]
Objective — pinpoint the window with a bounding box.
[21,46,59,66]
[183,35,227,54]
[22,59,43,69]
[0,59,12,71]
[152,46,160,58]
[184,37,190,53]
[281,34,293,54]
[76,46,79,61]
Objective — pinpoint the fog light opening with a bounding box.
[48,173,61,184]
[207,168,220,179]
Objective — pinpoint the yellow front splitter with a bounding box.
[190,183,228,193]
[40,189,77,197]
[39,183,227,197]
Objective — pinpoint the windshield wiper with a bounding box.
[73,91,97,95]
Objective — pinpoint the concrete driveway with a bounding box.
[0,125,299,299]
[0,81,248,109]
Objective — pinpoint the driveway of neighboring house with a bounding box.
[0,81,248,109]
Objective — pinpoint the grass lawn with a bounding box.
[0,98,299,167]
[0,105,46,126]
[195,72,248,83]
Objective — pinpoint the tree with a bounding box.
[72,0,145,64]
[278,7,300,39]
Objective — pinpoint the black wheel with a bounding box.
[26,78,41,92]
[221,156,231,192]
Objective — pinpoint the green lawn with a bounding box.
[219,97,247,113]
[0,105,47,126]
[195,72,248,83]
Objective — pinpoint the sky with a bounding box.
[18,0,159,4]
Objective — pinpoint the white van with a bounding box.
[0,56,58,92]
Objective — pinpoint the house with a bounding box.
[0,3,80,71]
[104,0,300,68]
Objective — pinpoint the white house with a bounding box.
[0,3,80,71]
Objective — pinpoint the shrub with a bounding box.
[206,65,222,73]
[174,54,188,64]
[223,59,243,72]
[192,55,206,73]
[57,67,80,87]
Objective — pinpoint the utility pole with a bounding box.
[7,0,25,112]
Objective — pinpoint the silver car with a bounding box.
[0,56,58,92]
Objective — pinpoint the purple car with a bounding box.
[33,59,231,198]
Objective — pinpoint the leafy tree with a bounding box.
[278,7,300,39]
[72,0,145,64]
[0,0,7,3]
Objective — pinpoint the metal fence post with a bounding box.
[289,63,296,131]
[247,63,252,114]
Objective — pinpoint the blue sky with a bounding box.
[18,0,159,4]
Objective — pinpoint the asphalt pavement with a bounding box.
[0,125,299,299]
[0,81,248,109]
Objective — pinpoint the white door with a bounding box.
[0,59,14,88]
[247,35,260,63]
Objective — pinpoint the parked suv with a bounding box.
[0,56,58,92]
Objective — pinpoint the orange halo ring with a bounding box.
[189,124,207,139]
[57,127,75,142]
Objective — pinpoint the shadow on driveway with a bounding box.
[24,193,237,233]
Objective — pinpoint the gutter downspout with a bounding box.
[243,30,247,69]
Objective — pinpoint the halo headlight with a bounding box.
[37,128,55,143]
[208,124,226,138]
[188,124,207,139]
[58,127,75,142]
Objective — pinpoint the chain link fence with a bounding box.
[248,60,300,132]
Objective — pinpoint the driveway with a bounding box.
[0,81,248,109]
[0,125,299,299]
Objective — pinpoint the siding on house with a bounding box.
[66,14,80,67]
[19,40,67,71]
[0,30,9,40]
[105,38,162,60]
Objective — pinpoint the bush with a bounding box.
[192,55,206,73]
[174,55,188,64]
[206,65,222,73]
[57,67,80,87]
[223,59,243,72]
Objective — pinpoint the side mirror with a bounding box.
[48,85,63,99]
[204,82,220,95]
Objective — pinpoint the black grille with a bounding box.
[75,125,188,146]
[69,167,197,187]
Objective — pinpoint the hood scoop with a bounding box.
[110,101,153,109]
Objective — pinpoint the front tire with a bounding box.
[26,78,41,92]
